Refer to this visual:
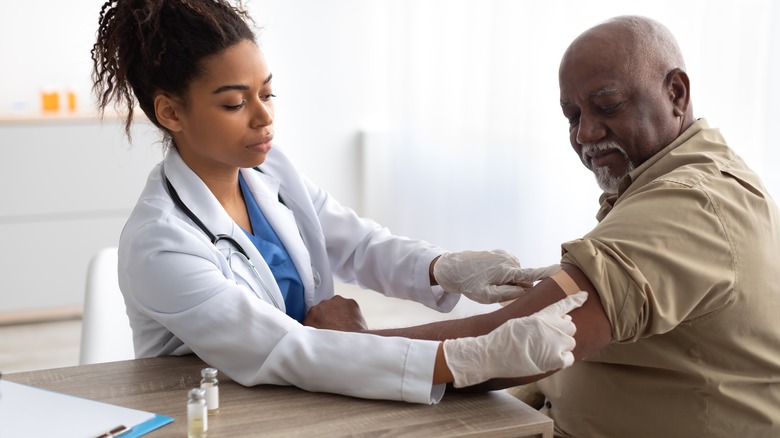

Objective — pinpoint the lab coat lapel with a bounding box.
[162,149,285,309]
[164,150,231,235]
[240,167,316,301]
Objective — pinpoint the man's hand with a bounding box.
[303,295,368,332]
[433,249,562,303]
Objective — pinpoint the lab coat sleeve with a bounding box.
[302,174,459,312]
[121,212,443,404]
[260,327,446,404]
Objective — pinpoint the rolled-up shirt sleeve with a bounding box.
[561,180,735,343]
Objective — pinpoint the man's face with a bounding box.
[558,33,678,193]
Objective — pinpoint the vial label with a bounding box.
[202,383,220,411]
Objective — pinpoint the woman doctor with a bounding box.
[92,0,586,403]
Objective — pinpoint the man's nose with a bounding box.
[576,115,606,145]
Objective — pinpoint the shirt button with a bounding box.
[545,401,552,409]
[312,268,321,288]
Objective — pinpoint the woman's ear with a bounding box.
[154,93,184,132]
[666,68,690,117]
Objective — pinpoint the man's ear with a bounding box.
[154,93,184,132]
[666,68,690,117]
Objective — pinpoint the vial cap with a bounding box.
[188,388,206,401]
[201,367,218,379]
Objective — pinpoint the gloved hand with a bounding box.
[442,291,588,388]
[433,250,562,304]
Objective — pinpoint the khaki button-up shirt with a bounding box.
[539,119,780,437]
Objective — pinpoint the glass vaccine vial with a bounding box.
[200,368,220,413]
[187,388,208,438]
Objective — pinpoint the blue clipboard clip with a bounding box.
[121,414,174,438]
[95,414,174,438]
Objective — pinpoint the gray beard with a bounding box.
[581,141,634,194]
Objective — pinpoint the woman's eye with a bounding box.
[223,101,246,110]
[260,93,276,102]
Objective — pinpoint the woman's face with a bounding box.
[170,39,275,176]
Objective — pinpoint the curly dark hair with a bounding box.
[91,0,256,141]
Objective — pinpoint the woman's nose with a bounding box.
[251,100,273,128]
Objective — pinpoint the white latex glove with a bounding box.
[443,291,588,388]
[433,250,562,304]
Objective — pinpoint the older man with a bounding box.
[307,15,780,437]
[529,15,780,436]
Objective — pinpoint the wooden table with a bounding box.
[6,355,552,437]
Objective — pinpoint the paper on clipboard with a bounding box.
[0,380,172,438]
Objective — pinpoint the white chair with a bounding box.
[79,247,135,365]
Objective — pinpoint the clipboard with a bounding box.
[0,380,173,437]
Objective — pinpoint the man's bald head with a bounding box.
[558,16,694,194]
[562,15,686,85]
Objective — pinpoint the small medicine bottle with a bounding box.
[187,388,208,438]
[66,89,77,113]
[40,88,60,113]
[200,368,219,413]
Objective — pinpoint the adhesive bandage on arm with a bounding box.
[549,269,580,296]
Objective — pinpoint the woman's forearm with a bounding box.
[432,343,454,385]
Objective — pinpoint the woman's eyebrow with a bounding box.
[213,84,249,94]
[212,73,273,94]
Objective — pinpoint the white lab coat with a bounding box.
[118,146,459,404]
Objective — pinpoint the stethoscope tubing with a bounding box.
[164,171,282,310]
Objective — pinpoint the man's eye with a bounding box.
[223,102,246,110]
[567,114,579,126]
[600,103,621,114]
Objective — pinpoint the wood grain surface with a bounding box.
[6,355,552,437]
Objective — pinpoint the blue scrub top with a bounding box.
[238,173,306,323]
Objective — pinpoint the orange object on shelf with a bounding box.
[67,90,77,112]
[41,90,60,113]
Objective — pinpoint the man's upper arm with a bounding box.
[558,263,612,359]
[497,262,612,361]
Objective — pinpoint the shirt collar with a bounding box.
[596,118,709,221]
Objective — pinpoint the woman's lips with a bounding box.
[248,135,273,153]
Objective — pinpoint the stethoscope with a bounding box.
[164,168,282,310]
